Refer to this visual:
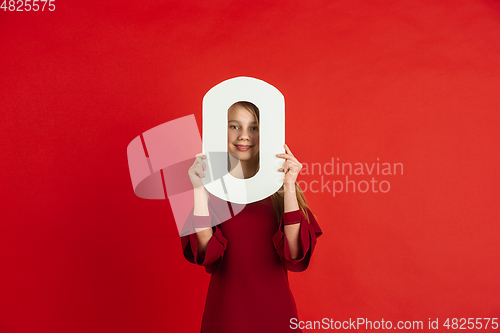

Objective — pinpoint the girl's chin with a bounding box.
[229,150,259,160]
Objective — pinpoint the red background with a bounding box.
[1,1,499,332]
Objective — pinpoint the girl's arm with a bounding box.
[193,186,213,257]
[188,153,213,257]
[181,185,228,274]
[274,143,323,272]
[278,144,304,260]
[283,182,302,260]
[183,153,228,273]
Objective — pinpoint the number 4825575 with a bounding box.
[1,0,55,11]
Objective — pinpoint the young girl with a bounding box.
[181,101,322,333]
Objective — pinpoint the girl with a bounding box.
[182,101,322,333]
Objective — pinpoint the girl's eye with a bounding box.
[229,125,258,130]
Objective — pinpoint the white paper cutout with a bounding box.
[202,77,285,204]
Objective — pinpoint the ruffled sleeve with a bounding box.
[180,204,228,274]
[272,207,323,272]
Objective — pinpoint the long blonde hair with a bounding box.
[228,101,316,224]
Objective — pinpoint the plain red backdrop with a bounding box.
[1,1,499,332]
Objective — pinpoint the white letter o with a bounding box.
[202,77,285,204]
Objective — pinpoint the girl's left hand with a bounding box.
[277,144,303,184]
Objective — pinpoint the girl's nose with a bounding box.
[238,129,250,140]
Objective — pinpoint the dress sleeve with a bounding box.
[272,207,323,272]
[180,203,228,274]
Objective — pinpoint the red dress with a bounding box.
[180,192,323,333]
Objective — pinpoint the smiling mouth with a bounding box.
[235,145,252,151]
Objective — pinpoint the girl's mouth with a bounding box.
[235,145,252,152]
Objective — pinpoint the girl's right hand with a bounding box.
[188,153,207,189]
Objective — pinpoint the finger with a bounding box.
[280,161,295,174]
[284,144,294,156]
[279,167,291,174]
[279,165,292,172]
[284,162,302,174]
[281,159,300,170]
[283,158,301,166]
[198,165,205,177]
[195,153,206,159]
[277,153,300,165]
[276,153,294,160]
[195,157,207,170]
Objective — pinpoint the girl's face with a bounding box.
[227,105,259,162]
